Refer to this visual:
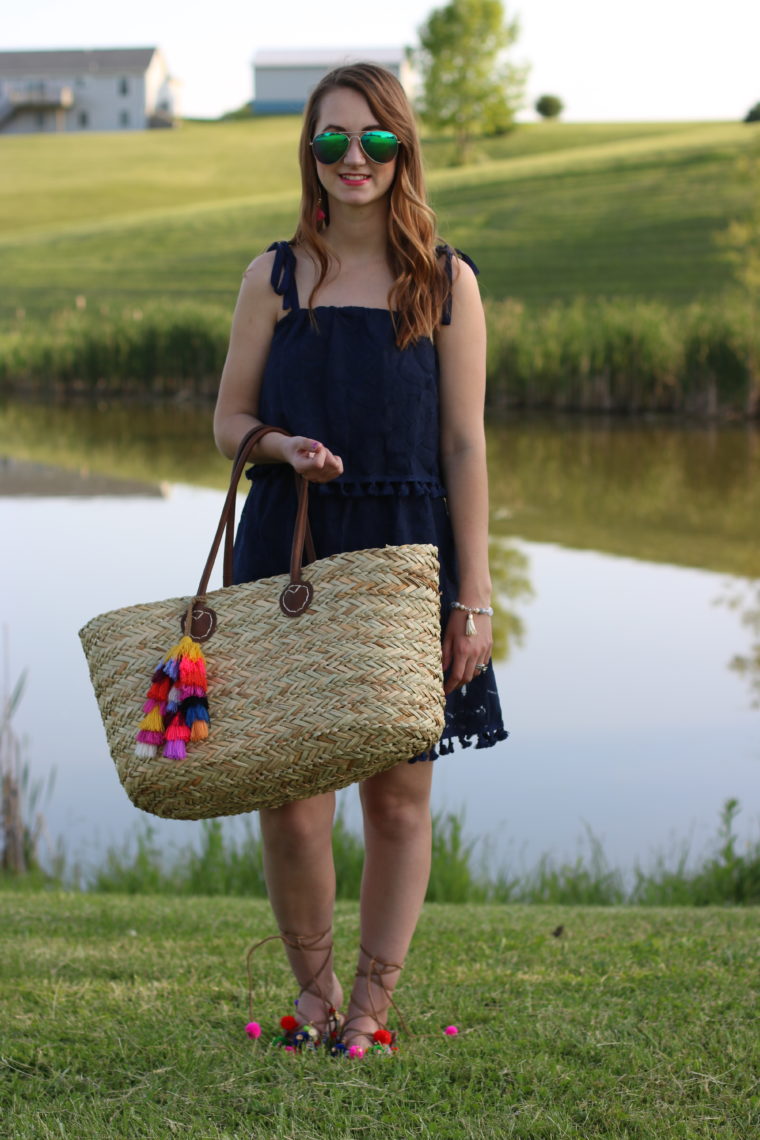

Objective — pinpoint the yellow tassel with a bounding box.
[465,613,477,637]
[190,719,209,742]
[139,706,165,733]
[163,635,203,664]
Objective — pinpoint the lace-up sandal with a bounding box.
[246,928,343,1051]
[336,945,408,1057]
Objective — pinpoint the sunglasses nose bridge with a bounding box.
[343,134,366,163]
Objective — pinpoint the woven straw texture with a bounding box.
[79,544,445,819]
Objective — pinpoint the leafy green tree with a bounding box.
[414,0,527,164]
[535,94,564,120]
[744,103,760,123]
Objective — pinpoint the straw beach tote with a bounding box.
[79,425,445,820]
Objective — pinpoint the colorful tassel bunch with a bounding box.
[135,635,209,761]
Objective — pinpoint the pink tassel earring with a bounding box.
[316,197,326,224]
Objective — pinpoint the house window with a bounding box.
[119,77,129,96]
[36,111,45,129]
[119,110,130,127]
[78,111,89,128]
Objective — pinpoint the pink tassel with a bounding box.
[136,730,164,746]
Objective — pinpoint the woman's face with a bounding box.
[312,86,397,213]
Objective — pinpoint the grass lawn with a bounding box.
[2,894,758,1138]
[1,120,756,322]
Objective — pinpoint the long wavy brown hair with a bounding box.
[292,63,450,349]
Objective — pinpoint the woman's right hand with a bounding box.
[284,436,344,482]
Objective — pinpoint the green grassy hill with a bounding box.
[0,120,756,323]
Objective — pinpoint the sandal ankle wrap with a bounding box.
[246,928,342,1048]
[338,944,408,1056]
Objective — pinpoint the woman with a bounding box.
[214,63,507,1053]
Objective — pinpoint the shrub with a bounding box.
[535,94,564,120]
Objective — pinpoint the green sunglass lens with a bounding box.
[312,133,349,163]
[361,131,399,163]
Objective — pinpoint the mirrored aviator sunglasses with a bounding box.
[311,130,399,165]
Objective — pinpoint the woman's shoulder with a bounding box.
[435,245,480,327]
[242,242,300,311]
[435,243,479,278]
[242,246,280,288]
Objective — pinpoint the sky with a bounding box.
[3,0,759,122]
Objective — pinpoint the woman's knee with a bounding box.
[260,795,334,852]
[361,773,432,840]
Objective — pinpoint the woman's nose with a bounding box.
[344,135,365,163]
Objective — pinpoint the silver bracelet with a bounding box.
[450,601,494,617]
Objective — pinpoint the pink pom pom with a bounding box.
[348,1045,364,1058]
[444,1025,459,1036]
[245,1021,262,1039]
[284,1045,295,1052]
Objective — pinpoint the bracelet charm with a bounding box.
[450,600,494,638]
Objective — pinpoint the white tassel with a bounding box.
[465,613,477,637]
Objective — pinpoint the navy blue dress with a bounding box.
[233,241,508,761]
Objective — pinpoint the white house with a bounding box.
[252,48,414,115]
[0,47,180,134]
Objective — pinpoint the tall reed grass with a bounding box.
[0,303,229,397]
[2,296,758,416]
[7,800,757,906]
[485,296,760,416]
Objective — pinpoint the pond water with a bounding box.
[2,402,759,878]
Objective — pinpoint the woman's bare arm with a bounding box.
[213,251,342,480]
[436,259,493,692]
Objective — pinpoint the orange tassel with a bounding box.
[190,719,209,742]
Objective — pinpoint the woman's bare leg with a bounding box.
[258,791,343,1027]
[343,761,434,1044]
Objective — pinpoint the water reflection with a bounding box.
[489,536,532,662]
[3,400,759,576]
[0,399,229,490]
[487,417,760,577]
[2,400,759,872]
[1,456,163,498]
[719,579,760,709]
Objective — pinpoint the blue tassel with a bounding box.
[185,704,210,727]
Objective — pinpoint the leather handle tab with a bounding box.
[279,473,315,617]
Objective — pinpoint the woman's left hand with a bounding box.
[441,609,493,695]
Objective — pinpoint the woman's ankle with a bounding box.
[295,971,344,1030]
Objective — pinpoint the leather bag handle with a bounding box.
[182,425,318,638]
[219,427,317,588]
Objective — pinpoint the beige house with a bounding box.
[252,48,414,115]
[0,47,180,134]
